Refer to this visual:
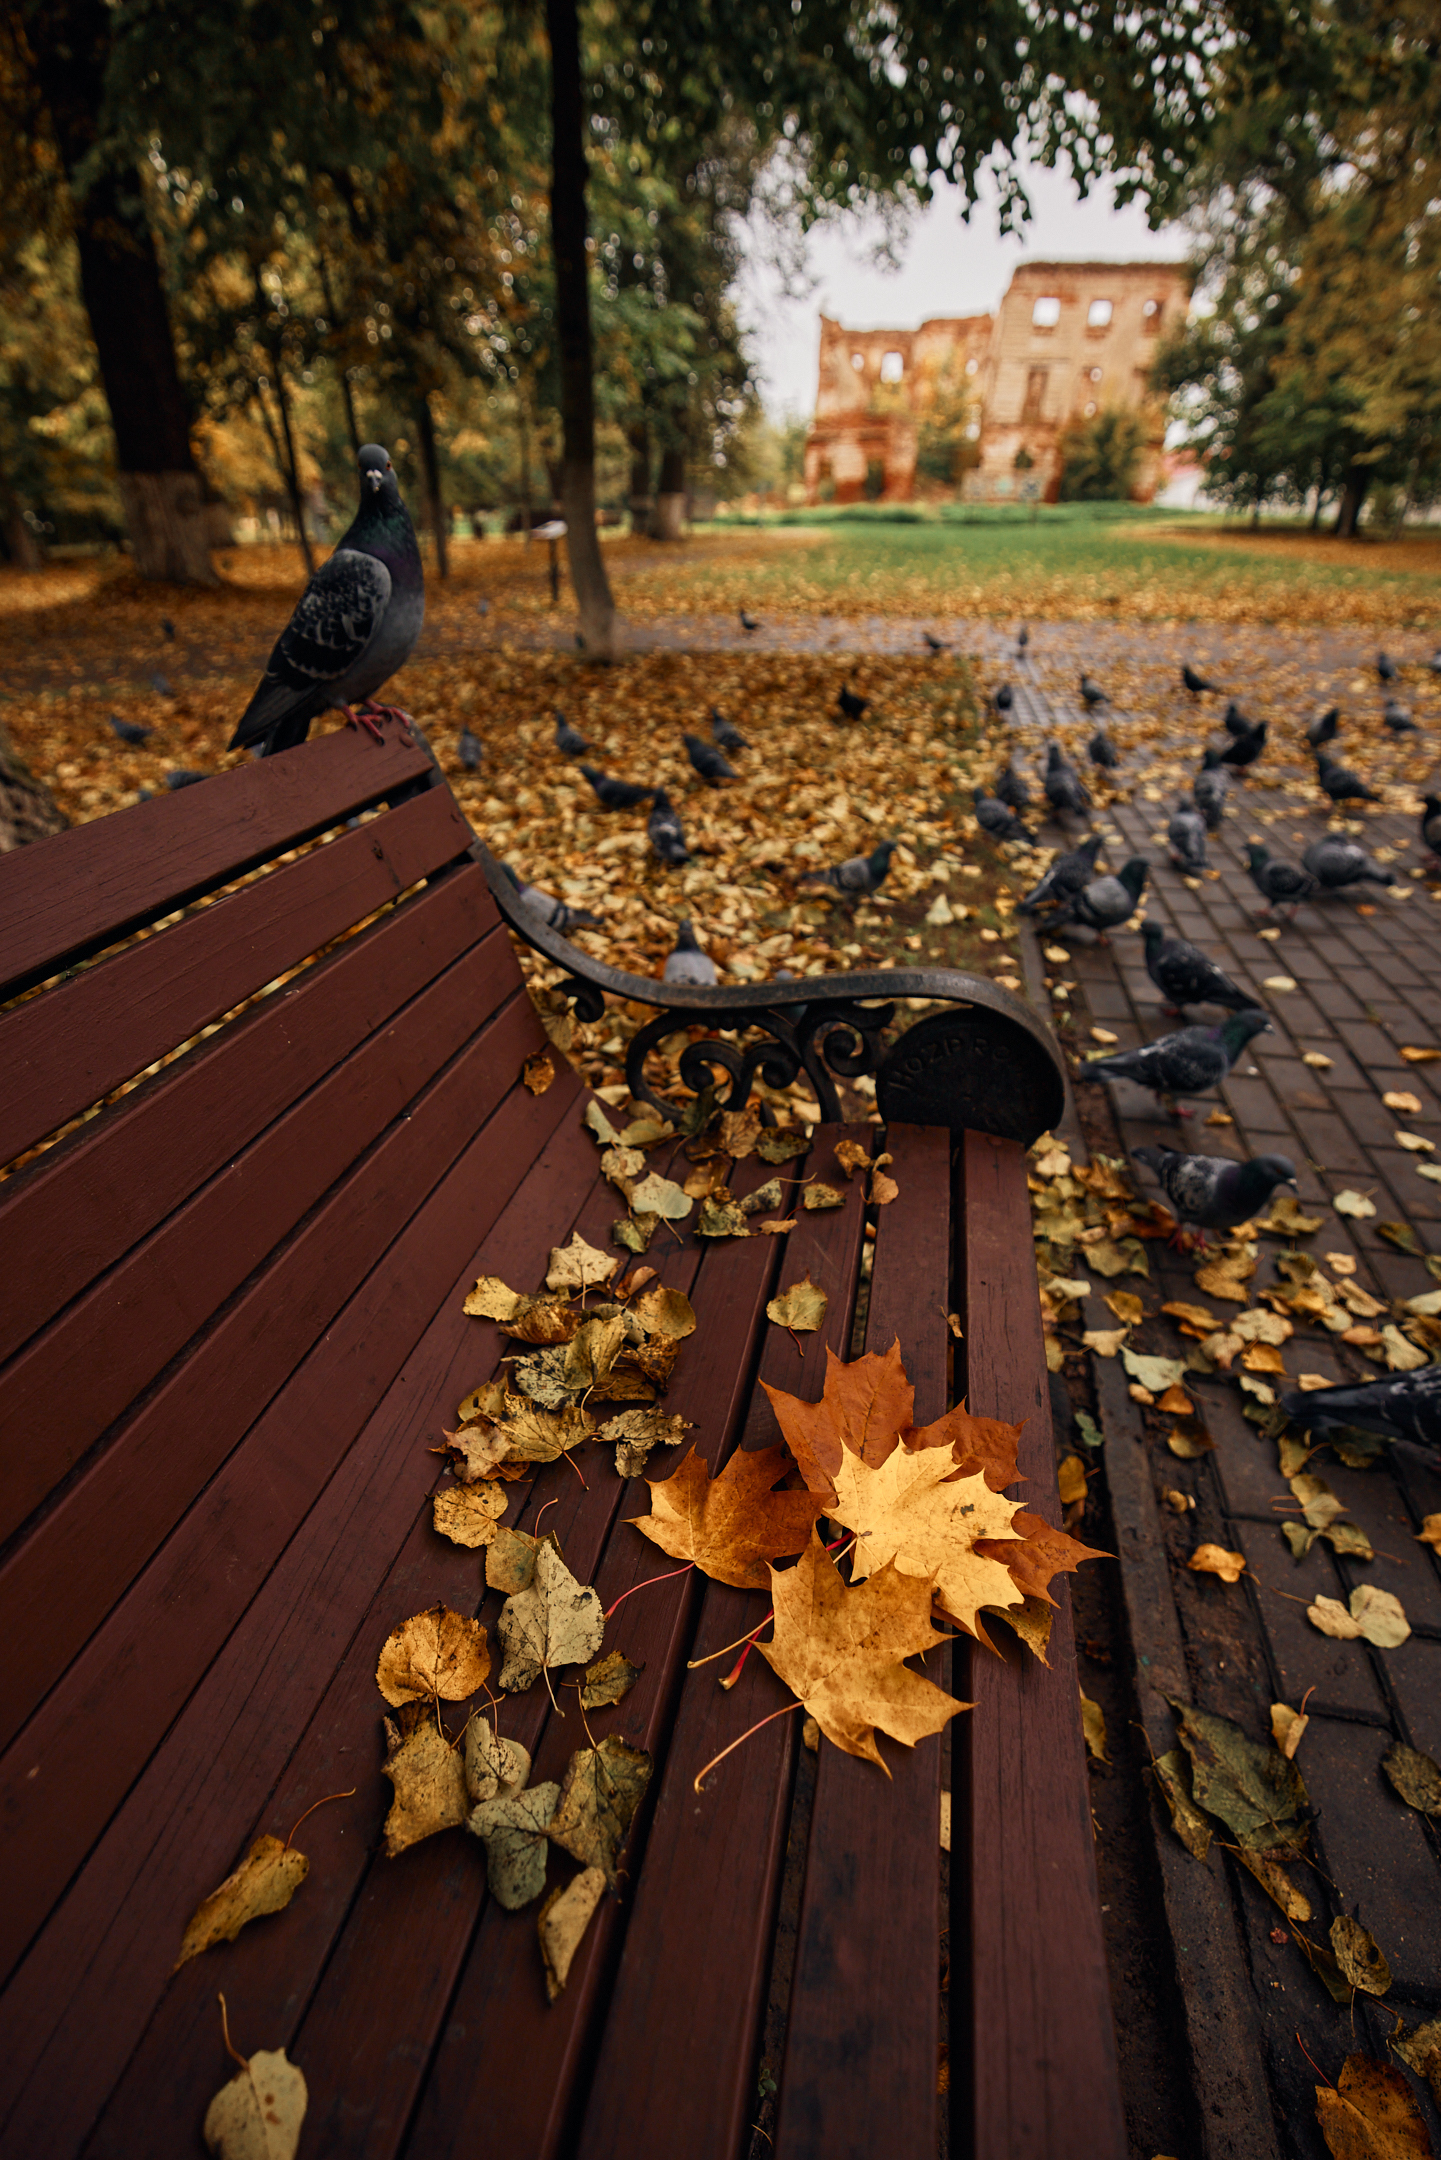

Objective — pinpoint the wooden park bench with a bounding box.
[0,720,1125,2158]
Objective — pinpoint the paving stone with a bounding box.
[1298,1718,1441,1997]
[1227,1525,1390,1719]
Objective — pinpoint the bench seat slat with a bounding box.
[0,1032,577,1982]
[0,1117,604,2157]
[773,1121,952,2160]
[0,727,433,1003]
[0,864,497,1369]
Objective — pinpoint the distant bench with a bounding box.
[0,721,1124,2158]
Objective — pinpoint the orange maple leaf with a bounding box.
[978,1512,1109,1609]
[900,1401,1026,1492]
[761,1340,915,1494]
[758,1530,969,1770]
[628,1445,826,1589]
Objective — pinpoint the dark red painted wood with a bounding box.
[0,1035,580,1981]
[574,1133,873,2160]
[0,924,523,1553]
[3,1117,604,2156]
[774,1122,952,2160]
[0,722,432,1002]
[0,784,476,1170]
[957,1130,1126,2160]
[0,864,496,1368]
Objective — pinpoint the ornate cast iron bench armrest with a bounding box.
[475,843,1065,1146]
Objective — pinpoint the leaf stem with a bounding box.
[605,1562,693,1620]
[284,1787,357,1851]
[693,1701,802,1793]
[217,1993,248,2074]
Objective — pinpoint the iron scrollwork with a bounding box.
[623,997,895,1125]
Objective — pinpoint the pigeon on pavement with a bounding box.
[1132,1145,1296,1235]
[923,631,949,654]
[837,682,870,721]
[160,617,176,641]
[1302,834,1396,891]
[1382,697,1418,734]
[1142,922,1255,1014]
[1377,650,1399,684]
[1220,719,1267,771]
[1167,800,1209,872]
[1085,1009,1272,1116]
[1246,843,1317,916]
[1193,750,1229,829]
[1222,701,1254,738]
[740,609,760,633]
[503,863,601,935]
[1017,624,1030,658]
[555,712,590,756]
[995,758,1030,813]
[683,732,738,784]
[109,714,152,746]
[662,920,717,986]
[1430,650,1441,677]
[229,444,423,755]
[1044,742,1093,817]
[1018,834,1103,915]
[1420,794,1441,865]
[711,708,747,753]
[1307,706,1340,748]
[648,791,690,866]
[580,764,654,810]
[458,725,482,772]
[801,838,898,899]
[1088,727,1119,771]
[1065,858,1149,939]
[1183,664,1223,695]
[1315,750,1380,803]
[164,769,205,789]
[1079,674,1109,708]
[994,682,1015,718]
[1280,1367,1441,1454]
[973,787,1032,845]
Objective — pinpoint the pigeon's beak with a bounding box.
[367,470,383,492]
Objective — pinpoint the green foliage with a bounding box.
[1056,410,1145,503]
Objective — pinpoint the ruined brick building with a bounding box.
[803,258,1191,503]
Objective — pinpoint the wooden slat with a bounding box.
[956,1130,1126,2160]
[2,1115,603,2156]
[574,1134,873,2160]
[0,784,475,1170]
[0,921,521,1555]
[0,723,433,1002]
[0,863,497,1368]
[0,1023,579,1983]
[774,1122,951,2160]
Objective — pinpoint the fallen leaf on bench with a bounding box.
[628,1283,696,1338]
[718,1106,763,1158]
[614,1211,661,1254]
[522,1051,554,1095]
[1152,1750,1211,1862]
[870,1165,899,1206]
[1079,1691,1108,1762]
[433,1481,507,1549]
[498,1296,581,1346]
[1187,1543,1246,1585]
[203,2024,307,2160]
[487,1527,541,1594]
[584,1101,621,1146]
[802,1182,844,1211]
[498,1543,605,1691]
[697,1188,751,1237]
[758,1531,968,1771]
[381,1703,471,1855]
[175,1836,309,1970]
[538,1866,607,2002]
[464,1275,524,1321]
[1308,1585,1410,1648]
[581,1650,642,1709]
[757,1129,809,1164]
[620,1115,675,1147]
[547,1232,618,1291]
[629,1445,826,1588]
[454,1403,593,1474]
[767,1274,828,1334]
[989,1594,1052,1664]
[376,1605,490,1708]
[601,1407,693,1478]
[833,1139,870,1181]
[1331,1915,1391,1997]
[829,1447,1025,1641]
[469,1780,561,1909]
[1314,2054,1432,2159]
[550,1735,654,1885]
[1234,1849,1311,1924]
[1382,1742,1441,1817]
[601,1144,648,1191]
[628,1171,692,1220]
[740,1177,784,1214]
[983,1512,1106,1613]
[464,1715,531,1804]
[455,1379,508,1426]
[1167,1698,1310,1858]
[762,1340,914,1493]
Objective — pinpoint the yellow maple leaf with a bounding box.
[827,1444,1026,1639]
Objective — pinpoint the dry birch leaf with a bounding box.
[1314,2055,1433,2160]
[1188,1544,1246,1584]
[1080,1691,1109,1763]
[463,1716,530,1804]
[203,2034,307,2160]
[522,1050,554,1095]
[1381,1742,1441,1817]
[381,1704,470,1856]
[376,1605,489,1707]
[538,1866,607,2002]
[549,1735,653,1885]
[1330,1915,1391,1997]
[497,1543,605,1691]
[628,1283,697,1338]
[433,1482,507,1549]
[1270,1702,1308,1760]
[546,1232,617,1291]
[766,1273,828,1333]
[176,1837,309,1970]
[580,1651,642,1710]
[468,1780,560,1909]
[463,1275,523,1320]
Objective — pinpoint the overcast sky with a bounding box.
[740,160,1191,421]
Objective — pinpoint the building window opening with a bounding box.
[851,352,865,371]
[1031,296,1061,329]
[1086,366,1103,383]
[879,350,904,383]
[1084,400,1098,417]
[964,356,979,375]
[1087,299,1113,329]
[1022,367,1048,420]
[1142,300,1164,333]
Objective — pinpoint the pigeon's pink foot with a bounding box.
[358,700,416,741]
[340,703,386,744]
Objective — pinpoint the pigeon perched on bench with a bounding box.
[1064,857,1149,940]
[800,838,898,899]
[1280,1367,1441,1455]
[1142,922,1255,1015]
[1168,801,1208,872]
[1132,1144,1296,1239]
[555,712,590,756]
[1192,750,1229,829]
[648,791,690,866]
[1182,664,1223,696]
[458,725,482,771]
[1044,743,1093,817]
[1088,727,1119,771]
[1246,844,1317,917]
[837,683,869,721]
[1220,719,1267,771]
[1307,706,1340,748]
[229,444,423,756]
[1315,750,1380,803]
[1382,697,1418,735]
[662,920,717,986]
[1302,834,1396,891]
[109,714,152,746]
[580,765,654,810]
[995,758,1030,813]
[503,864,601,935]
[972,786,1032,845]
[1018,834,1103,916]
[683,733,738,785]
[711,707,747,753]
[1084,1009,1271,1116]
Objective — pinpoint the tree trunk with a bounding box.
[627,420,651,534]
[0,715,68,852]
[268,354,316,576]
[316,254,362,457]
[0,462,42,568]
[415,393,448,578]
[28,0,213,585]
[652,443,687,541]
[1333,464,1372,539]
[545,0,617,656]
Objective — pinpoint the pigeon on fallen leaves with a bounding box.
[1079,674,1109,709]
[1246,843,1317,916]
[711,707,747,753]
[683,732,737,785]
[109,714,152,746]
[801,838,898,898]
[1182,664,1223,695]
[458,725,482,772]
[662,920,717,986]
[1167,801,1208,872]
[164,769,205,790]
[1302,834,1395,891]
[1281,1367,1441,1455]
[1132,1145,1296,1234]
[1382,697,1417,735]
[229,445,423,755]
[1193,750,1229,830]
[1044,742,1092,817]
[1065,857,1149,939]
[740,609,760,633]
[923,631,949,654]
[1315,750,1380,804]
[837,683,869,722]
[1420,795,1441,864]
[1018,834,1103,916]
[1085,1009,1271,1115]
[580,764,654,810]
[1377,650,1399,684]
[1142,922,1254,1015]
[1088,727,1119,771]
[160,617,175,641]
[555,712,589,757]
[995,759,1030,813]
[1307,706,1340,748]
[1222,701,1254,739]
[1220,719,1267,771]
[648,790,690,866]
[973,786,1031,845]
[503,863,601,936]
